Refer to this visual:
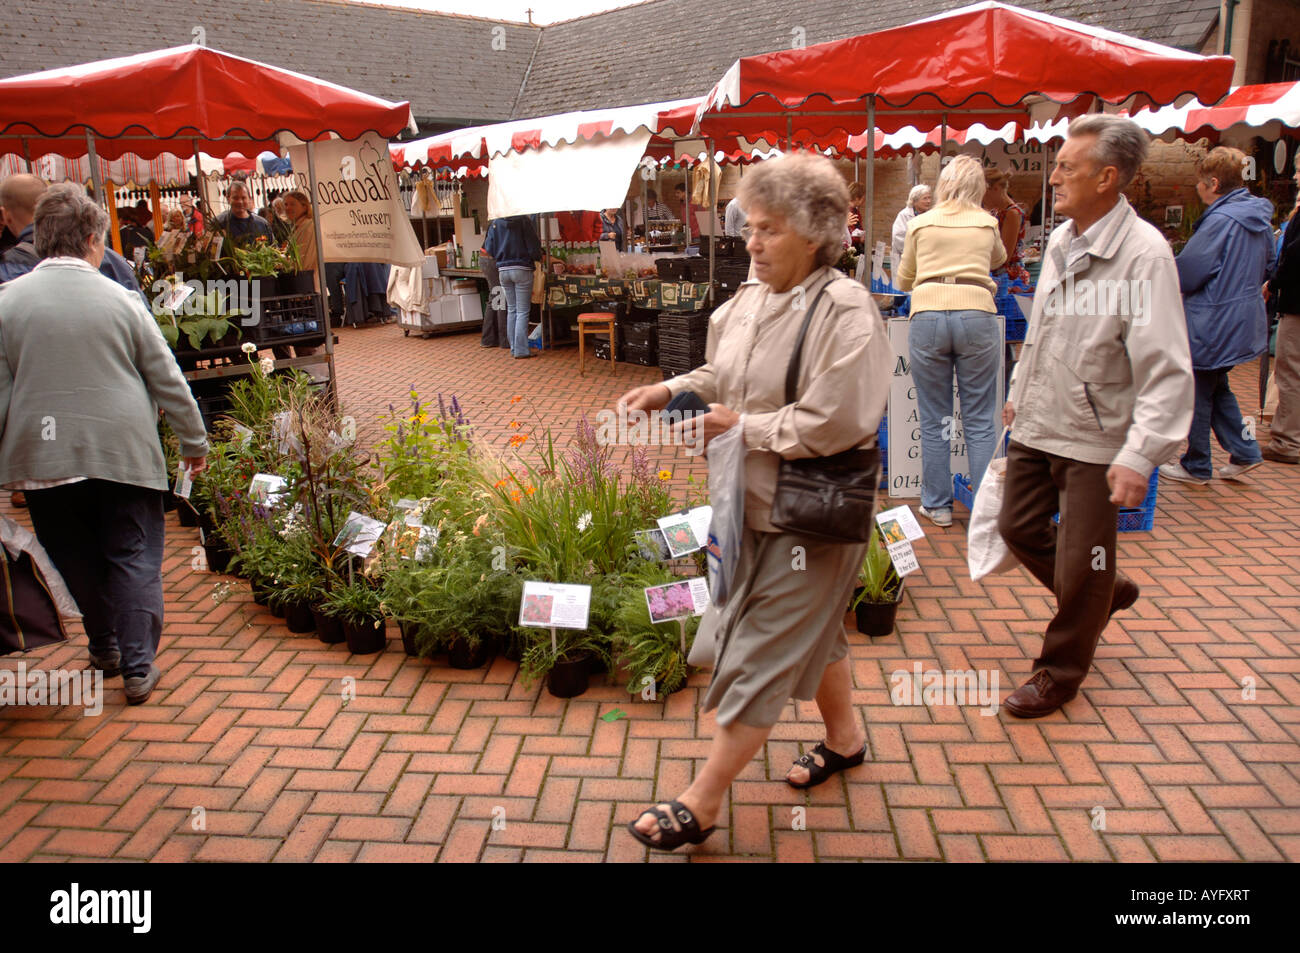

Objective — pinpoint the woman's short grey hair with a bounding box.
[33,183,109,259]
[907,184,933,209]
[933,156,986,210]
[1068,114,1149,190]
[738,152,848,268]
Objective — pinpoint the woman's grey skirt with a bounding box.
[702,528,866,728]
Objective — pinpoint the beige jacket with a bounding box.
[1008,197,1194,477]
[665,267,893,531]
[896,206,1006,313]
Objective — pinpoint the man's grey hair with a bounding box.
[34,183,109,259]
[227,179,251,197]
[907,184,933,209]
[739,151,849,268]
[1068,114,1149,190]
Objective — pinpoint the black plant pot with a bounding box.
[500,634,523,663]
[546,652,591,699]
[343,616,386,655]
[162,492,177,513]
[250,579,272,607]
[853,582,905,638]
[312,606,345,644]
[277,271,316,296]
[586,653,607,676]
[197,510,218,538]
[175,498,199,527]
[285,600,316,633]
[398,620,421,657]
[269,601,287,619]
[203,541,233,574]
[448,636,490,670]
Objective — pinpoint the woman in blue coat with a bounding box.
[1161,147,1273,484]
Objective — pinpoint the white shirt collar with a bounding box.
[33,256,98,273]
[1064,198,1127,266]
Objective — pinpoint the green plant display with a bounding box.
[851,525,902,609]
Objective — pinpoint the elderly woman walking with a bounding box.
[616,153,893,851]
[896,155,1007,527]
[0,185,208,704]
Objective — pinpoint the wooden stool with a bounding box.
[577,313,616,376]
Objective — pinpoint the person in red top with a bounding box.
[555,210,601,242]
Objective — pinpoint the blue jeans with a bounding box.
[908,309,1002,510]
[1179,366,1262,478]
[26,480,165,678]
[497,266,534,357]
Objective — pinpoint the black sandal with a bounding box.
[626,800,716,852]
[786,741,867,789]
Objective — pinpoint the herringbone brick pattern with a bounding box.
[0,323,1296,862]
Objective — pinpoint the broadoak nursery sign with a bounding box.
[288,133,422,267]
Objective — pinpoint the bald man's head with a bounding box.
[0,174,48,233]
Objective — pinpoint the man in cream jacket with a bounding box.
[998,114,1194,717]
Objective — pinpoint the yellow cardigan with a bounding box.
[895,205,1007,313]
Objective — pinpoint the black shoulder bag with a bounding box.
[768,279,881,543]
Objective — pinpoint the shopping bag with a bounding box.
[966,427,1019,581]
[530,261,545,304]
[0,516,81,655]
[704,422,745,606]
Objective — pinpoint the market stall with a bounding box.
[0,43,419,414]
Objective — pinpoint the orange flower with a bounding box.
[508,434,528,448]
[510,395,522,404]
[509,421,520,429]
[494,479,506,489]
[510,490,521,502]
[525,485,536,496]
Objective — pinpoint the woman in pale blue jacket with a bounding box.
[1163,147,1274,485]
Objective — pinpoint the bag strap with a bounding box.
[992,425,1011,461]
[783,275,843,405]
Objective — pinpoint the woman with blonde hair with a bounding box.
[896,155,1006,527]
[281,189,317,274]
[617,152,893,851]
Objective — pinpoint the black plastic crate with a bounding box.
[700,235,749,259]
[620,341,657,366]
[247,294,324,344]
[593,338,612,362]
[621,320,658,348]
[655,257,711,282]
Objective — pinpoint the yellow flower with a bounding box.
[658,469,672,481]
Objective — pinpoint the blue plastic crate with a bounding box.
[960,470,1158,532]
[954,473,974,510]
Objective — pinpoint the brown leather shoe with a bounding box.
[1003,669,1076,718]
[1109,578,1139,617]
[1261,446,1299,464]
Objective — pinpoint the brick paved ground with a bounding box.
[1,322,1297,862]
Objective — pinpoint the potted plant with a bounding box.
[609,565,697,698]
[849,526,905,637]
[275,231,315,296]
[321,575,387,654]
[266,533,325,634]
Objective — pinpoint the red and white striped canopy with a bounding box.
[1130,82,1300,142]
[693,2,1235,144]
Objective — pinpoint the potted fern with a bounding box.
[849,526,905,637]
[609,565,698,698]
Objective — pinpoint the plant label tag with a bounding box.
[644,577,711,624]
[519,581,591,630]
[886,539,920,577]
[133,246,146,267]
[248,473,288,506]
[876,505,925,543]
[231,423,254,448]
[161,282,196,312]
[656,505,713,558]
[333,510,386,557]
[394,498,425,527]
[634,528,671,562]
[174,463,193,500]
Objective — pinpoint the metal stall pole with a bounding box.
[939,112,948,155]
[305,140,339,405]
[706,138,717,307]
[190,138,210,230]
[20,137,32,173]
[1039,139,1050,247]
[865,96,875,263]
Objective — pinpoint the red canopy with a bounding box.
[0,45,417,159]
[1130,82,1300,142]
[694,1,1235,143]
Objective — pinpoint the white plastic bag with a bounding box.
[704,421,746,606]
[967,427,1019,581]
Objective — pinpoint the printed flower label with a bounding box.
[332,511,387,557]
[247,473,288,505]
[518,581,591,630]
[655,505,713,558]
[644,578,711,624]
